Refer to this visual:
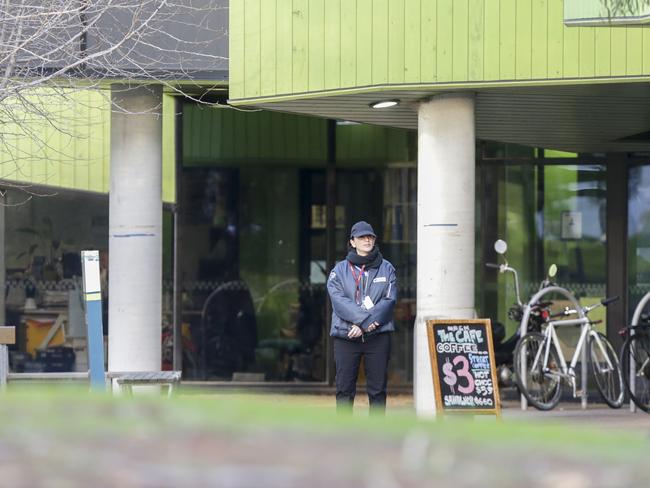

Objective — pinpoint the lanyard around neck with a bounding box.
[348,262,365,303]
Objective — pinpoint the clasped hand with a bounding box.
[347,322,379,338]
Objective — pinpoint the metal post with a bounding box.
[0,345,8,389]
[606,155,628,351]
[0,191,5,327]
[581,325,588,409]
[81,251,106,390]
[172,98,183,372]
[325,119,336,385]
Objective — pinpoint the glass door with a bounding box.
[302,167,416,385]
[481,162,608,339]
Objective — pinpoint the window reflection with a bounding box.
[180,168,327,381]
[481,163,607,338]
[628,165,650,319]
[179,106,417,384]
[4,189,109,374]
[179,164,417,384]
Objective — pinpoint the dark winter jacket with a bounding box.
[327,258,397,340]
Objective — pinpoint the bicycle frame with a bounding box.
[519,285,586,410]
[487,240,601,410]
[531,318,616,398]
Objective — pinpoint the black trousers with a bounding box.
[333,332,391,412]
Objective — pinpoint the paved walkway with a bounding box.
[443,397,650,431]
[224,392,650,431]
[501,400,650,431]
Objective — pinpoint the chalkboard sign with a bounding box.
[426,319,501,415]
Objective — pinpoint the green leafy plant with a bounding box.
[15,217,63,270]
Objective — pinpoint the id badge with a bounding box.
[363,295,375,309]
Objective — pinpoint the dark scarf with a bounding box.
[346,246,383,269]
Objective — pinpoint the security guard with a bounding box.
[327,221,397,413]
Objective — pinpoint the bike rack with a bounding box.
[519,286,586,411]
[629,291,650,413]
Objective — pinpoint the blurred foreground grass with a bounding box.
[0,387,647,487]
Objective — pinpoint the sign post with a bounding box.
[426,319,501,416]
[81,251,106,390]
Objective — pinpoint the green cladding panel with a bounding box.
[161,95,176,203]
[182,105,328,166]
[0,89,111,193]
[181,104,412,166]
[0,90,176,203]
[230,0,650,103]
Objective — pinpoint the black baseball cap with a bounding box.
[350,221,377,238]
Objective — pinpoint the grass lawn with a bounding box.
[0,388,646,487]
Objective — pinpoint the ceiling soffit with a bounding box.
[242,83,650,153]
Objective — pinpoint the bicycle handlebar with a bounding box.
[549,295,620,320]
[550,308,576,319]
[601,296,620,306]
[485,263,500,269]
[582,296,619,314]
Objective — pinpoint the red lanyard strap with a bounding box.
[348,262,365,303]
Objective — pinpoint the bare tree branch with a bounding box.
[600,0,650,17]
[0,0,228,197]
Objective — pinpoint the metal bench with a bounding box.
[106,371,182,397]
[0,330,181,397]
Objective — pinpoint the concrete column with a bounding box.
[109,85,162,372]
[414,94,476,417]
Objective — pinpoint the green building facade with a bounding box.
[225,0,650,401]
[6,1,650,393]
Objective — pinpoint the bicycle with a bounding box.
[620,320,650,413]
[485,239,555,386]
[514,296,624,411]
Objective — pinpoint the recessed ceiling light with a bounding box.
[369,100,399,109]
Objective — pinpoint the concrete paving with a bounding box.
[196,391,650,431]
[432,395,650,431]
[501,400,650,431]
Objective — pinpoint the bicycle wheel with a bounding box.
[514,332,562,411]
[621,332,650,413]
[588,333,624,409]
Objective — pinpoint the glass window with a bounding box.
[239,167,322,382]
[4,189,109,374]
[179,105,417,384]
[333,167,415,385]
[628,165,650,319]
[479,163,539,337]
[480,163,608,339]
[381,166,416,384]
[161,208,175,371]
[179,167,327,382]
